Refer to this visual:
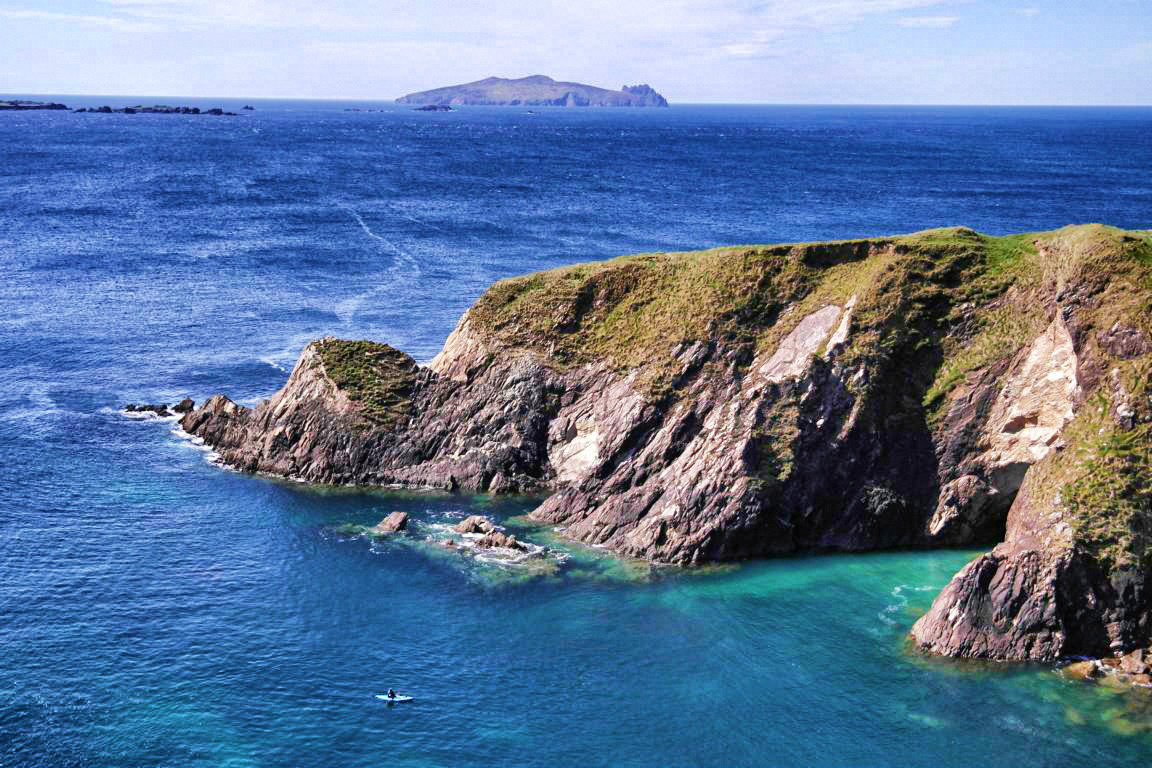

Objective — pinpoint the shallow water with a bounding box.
[2,99,1151,766]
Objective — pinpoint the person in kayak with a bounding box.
[387,689,397,699]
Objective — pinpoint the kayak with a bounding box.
[375,694,414,703]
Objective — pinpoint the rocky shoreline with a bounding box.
[1061,648,1152,691]
[166,224,1151,666]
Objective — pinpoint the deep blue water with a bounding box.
[2,99,1152,767]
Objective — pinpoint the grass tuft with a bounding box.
[314,339,418,425]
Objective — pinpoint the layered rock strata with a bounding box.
[181,225,1152,661]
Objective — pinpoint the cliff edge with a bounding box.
[182,224,1152,661]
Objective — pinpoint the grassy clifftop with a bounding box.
[314,338,418,425]
[467,227,1057,397]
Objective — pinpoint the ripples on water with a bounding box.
[2,100,1151,766]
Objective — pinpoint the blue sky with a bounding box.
[1,0,1149,103]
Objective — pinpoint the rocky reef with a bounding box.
[180,224,1151,663]
[74,105,239,115]
[395,75,668,107]
[0,100,69,111]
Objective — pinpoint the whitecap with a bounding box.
[169,422,224,466]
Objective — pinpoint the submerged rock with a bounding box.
[1057,650,1152,690]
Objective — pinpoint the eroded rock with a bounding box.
[453,515,495,534]
[475,531,526,551]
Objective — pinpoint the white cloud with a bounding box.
[686,0,961,57]
[897,15,959,27]
[0,7,152,29]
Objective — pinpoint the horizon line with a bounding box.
[4,92,1152,108]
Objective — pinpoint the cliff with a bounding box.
[395,75,668,107]
[181,224,1152,661]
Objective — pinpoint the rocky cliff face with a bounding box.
[182,224,1152,661]
[910,226,1152,660]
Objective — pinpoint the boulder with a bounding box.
[173,398,196,414]
[453,515,495,534]
[1060,661,1099,681]
[475,531,526,551]
[1120,649,1149,675]
[372,511,408,535]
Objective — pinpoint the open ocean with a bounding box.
[2,98,1152,766]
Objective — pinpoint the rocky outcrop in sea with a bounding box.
[178,224,1152,663]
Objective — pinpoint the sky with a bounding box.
[1,0,1149,103]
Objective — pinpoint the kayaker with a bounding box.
[387,688,397,699]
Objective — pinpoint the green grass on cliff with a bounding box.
[470,241,870,395]
[1001,229,1152,568]
[469,225,1062,409]
[1061,231,1152,568]
[314,339,418,426]
[1065,410,1152,569]
[471,233,1025,398]
[1037,364,1152,570]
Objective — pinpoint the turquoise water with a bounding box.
[3,100,1152,765]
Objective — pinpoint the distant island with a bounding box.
[396,75,668,107]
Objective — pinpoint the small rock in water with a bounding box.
[1060,661,1099,681]
[124,403,172,417]
[475,531,526,551]
[372,511,408,535]
[173,398,196,414]
[453,515,495,534]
